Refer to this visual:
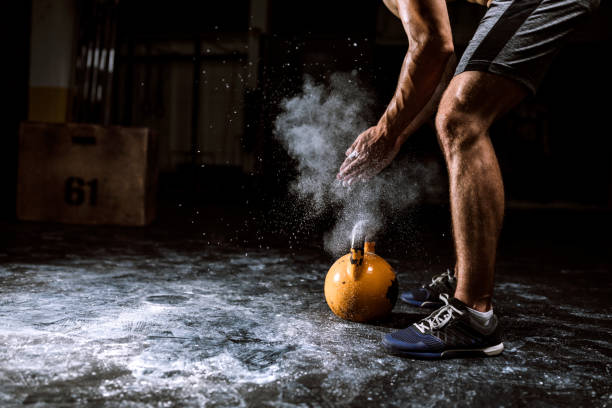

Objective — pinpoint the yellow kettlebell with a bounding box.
[324,224,398,322]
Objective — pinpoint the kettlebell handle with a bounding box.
[350,220,368,250]
[349,222,368,279]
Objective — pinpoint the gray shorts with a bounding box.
[455,0,601,94]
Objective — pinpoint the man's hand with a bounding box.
[336,126,400,184]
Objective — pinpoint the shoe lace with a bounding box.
[425,269,455,292]
[414,294,464,333]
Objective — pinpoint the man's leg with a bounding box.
[383,71,528,358]
[435,70,527,312]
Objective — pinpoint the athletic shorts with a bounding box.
[455,0,601,94]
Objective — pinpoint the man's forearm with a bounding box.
[395,53,457,145]
[378,43,454,146]
[336,0,454,182]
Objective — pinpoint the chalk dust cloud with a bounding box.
[274,73,441,256]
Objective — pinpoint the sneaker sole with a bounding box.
[382,342,504,359]
[399,297,444,308]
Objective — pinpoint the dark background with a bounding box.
[2,0,611,251]
[1,4,610,405]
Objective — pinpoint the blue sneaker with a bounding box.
[400,269,456,308]
[382,294,503,359]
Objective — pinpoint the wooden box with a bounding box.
[17,122,157,226]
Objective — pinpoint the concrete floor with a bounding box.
[0,209,611,407]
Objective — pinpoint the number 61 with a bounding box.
[65,177,98,206]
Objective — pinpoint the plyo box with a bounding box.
[17,122,157,226]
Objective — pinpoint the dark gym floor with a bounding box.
[0,206,611,407]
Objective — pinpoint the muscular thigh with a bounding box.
[439,71,527,128]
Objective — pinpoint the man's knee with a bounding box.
[435,93,488,157]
